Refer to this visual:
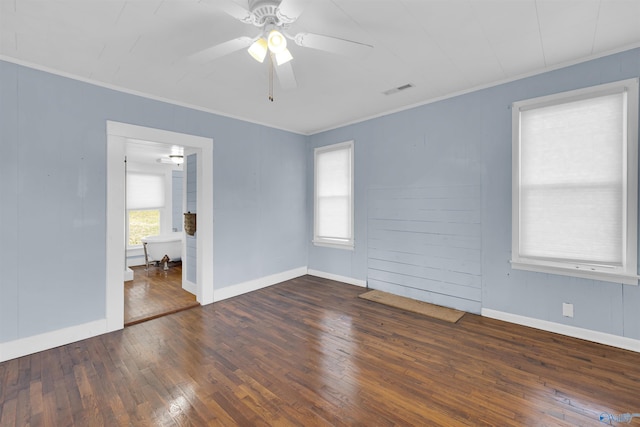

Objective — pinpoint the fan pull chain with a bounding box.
[268,54,274,102]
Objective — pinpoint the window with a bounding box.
[314,141,354,249]
[512,78,639,285]
[128,210,160,246]
[126,173,165,247]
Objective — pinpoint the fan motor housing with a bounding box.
[248,0,292,27]
[249,0,279,25]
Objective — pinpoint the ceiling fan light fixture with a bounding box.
[267,30,287,53]
[275,48,293,65]
[248,37,268,62]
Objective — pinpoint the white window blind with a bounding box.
[126,173,165,210]
[512,78,639,285]
[314,141,354,248]
[520,93,624,263]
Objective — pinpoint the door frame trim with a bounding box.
[106,121,214,332]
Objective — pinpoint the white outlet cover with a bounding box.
[562,303,574,318]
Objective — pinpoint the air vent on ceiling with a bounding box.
[383,83,415,96]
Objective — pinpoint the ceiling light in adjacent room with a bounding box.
[169,155,184,165]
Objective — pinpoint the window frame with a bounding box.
[511,78,639,285]
[313,140,355,250]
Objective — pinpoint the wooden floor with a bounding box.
[2,275,640,426]
[124,263,199,326]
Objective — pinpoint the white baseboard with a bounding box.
[183,280,197,295]
[213,266,308,302]
[482,308,640,353]
[124,268,134,282]
[126,260,146,268]
[307,269,367,287]
[0,319,108,363]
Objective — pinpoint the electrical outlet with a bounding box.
[562,302,574,318]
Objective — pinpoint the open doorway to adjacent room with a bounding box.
[123,139,199,326]
[106,122,214,333]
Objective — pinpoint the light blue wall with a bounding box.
[0,60,308,343]
[0,60,20,344]
[213,125,309,287]
[3,48,638,348]
[307,48,640,339]
[480,50,640,340]
[172,170,183,232]
[186,153,197,284]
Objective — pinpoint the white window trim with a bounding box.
[313,140,355,250]
[511,78,639,285]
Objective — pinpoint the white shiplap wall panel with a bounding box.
[368,248,482,276]
[367,185,482,313]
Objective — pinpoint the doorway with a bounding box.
[106,122,214,333]
[123,140,197,325]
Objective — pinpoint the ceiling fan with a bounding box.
[192,0,373,99]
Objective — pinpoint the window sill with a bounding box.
[510,260,639,286]
[313,239,354,251]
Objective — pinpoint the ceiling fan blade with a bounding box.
[293,32,373,57]
[277,0,308,23]
[188,36,253,64]
[202,0,252,24]
[273,57,298,90]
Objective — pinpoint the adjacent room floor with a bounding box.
[124,262,199,326]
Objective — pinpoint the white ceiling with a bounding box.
[125,138,184,164]
[2,0,640,135]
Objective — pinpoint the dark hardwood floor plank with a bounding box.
[2,275,640,426]
[125,263,199,326]
[0,398,16,427]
